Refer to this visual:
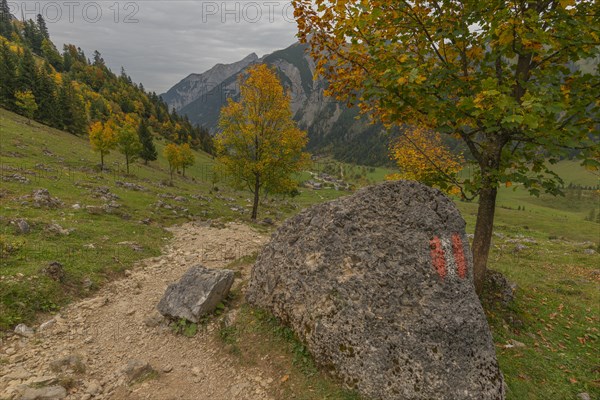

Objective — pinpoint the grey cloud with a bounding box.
[17,1,298,93]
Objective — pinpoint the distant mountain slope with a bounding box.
[160,53,258,112]
[163,43,395,166]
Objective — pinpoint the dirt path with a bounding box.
[0,222,273,400]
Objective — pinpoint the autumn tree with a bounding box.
[216,64,309,220]
[89,120,116,170]
[387,126,463,194]
[14,90,37,123]
[179,143,195,177]
[116,116,142,174]
[293,0,600,293]
[164,143,181,185]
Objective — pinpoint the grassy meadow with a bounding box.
[1,107,599,399]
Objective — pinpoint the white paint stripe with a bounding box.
[441,237,456,279]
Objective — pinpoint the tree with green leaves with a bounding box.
[294,0,600,293]
[15,89,37,123]
[36,14,48,39]
[35,62,59,125]
[41,38,63,71]
[137,119,157,164]
[0,40,17,109]
[17,47,37,91]
[58,78,87,135]
[0,0,14,38]
[116,118,142,174]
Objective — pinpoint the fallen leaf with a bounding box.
[280,375,289,383]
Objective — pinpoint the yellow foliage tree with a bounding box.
[387,127,463,195]
[14,90,38,124]
[216,64,309,220]
[179,143,195,177]
[89,120,117,170]
[164,143,181,185]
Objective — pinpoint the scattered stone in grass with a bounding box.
[577,393,591,400]
[45,223,73,236]
[31,189,63,208]
[41,261,66,282]
[117,241,144,252]
[85,205,104,215]
[583,248,596,255]
[15,219,30,234]
[260,218,274,226]
[2,173,30,184]
[116,181,146,191]
[91,186,119,201]
[485,270,517,305]
[513,243,529,253]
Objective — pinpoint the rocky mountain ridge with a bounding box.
[161,43,394,166]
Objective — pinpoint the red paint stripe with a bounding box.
[430,236,446,279]
[452,233,467,279]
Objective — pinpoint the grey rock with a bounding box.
[50,355,85,373]
[583,248,596,255]
[513,243,529,253]
[41,262,65,282]
[5,366,31,380]
[247,180,505,400]
[14,323,34,337]
[577,393,591,400]
[45,223,73,236]
[38,319,56,332]
[485,270,517,305]
[144,311,164,328]
[116,181,146,191]
[20,385,66,400]
[31,189,62,208]
[157,266,234,323]
[84,379,101,395]
[16,219,30,234]
[122,359,155,382]
[28,376,58,386]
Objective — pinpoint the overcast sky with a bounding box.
[12,1,299,93]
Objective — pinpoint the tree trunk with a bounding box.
[126,154,130,174]
[472,184,498,295]
[100,153,104,171]
[251,174,260,220]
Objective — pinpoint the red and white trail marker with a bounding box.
[430,233,468,280]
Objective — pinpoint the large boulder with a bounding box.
[157,266,234,323]
[247,181,505,400]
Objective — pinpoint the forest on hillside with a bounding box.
[0,2,213,155]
